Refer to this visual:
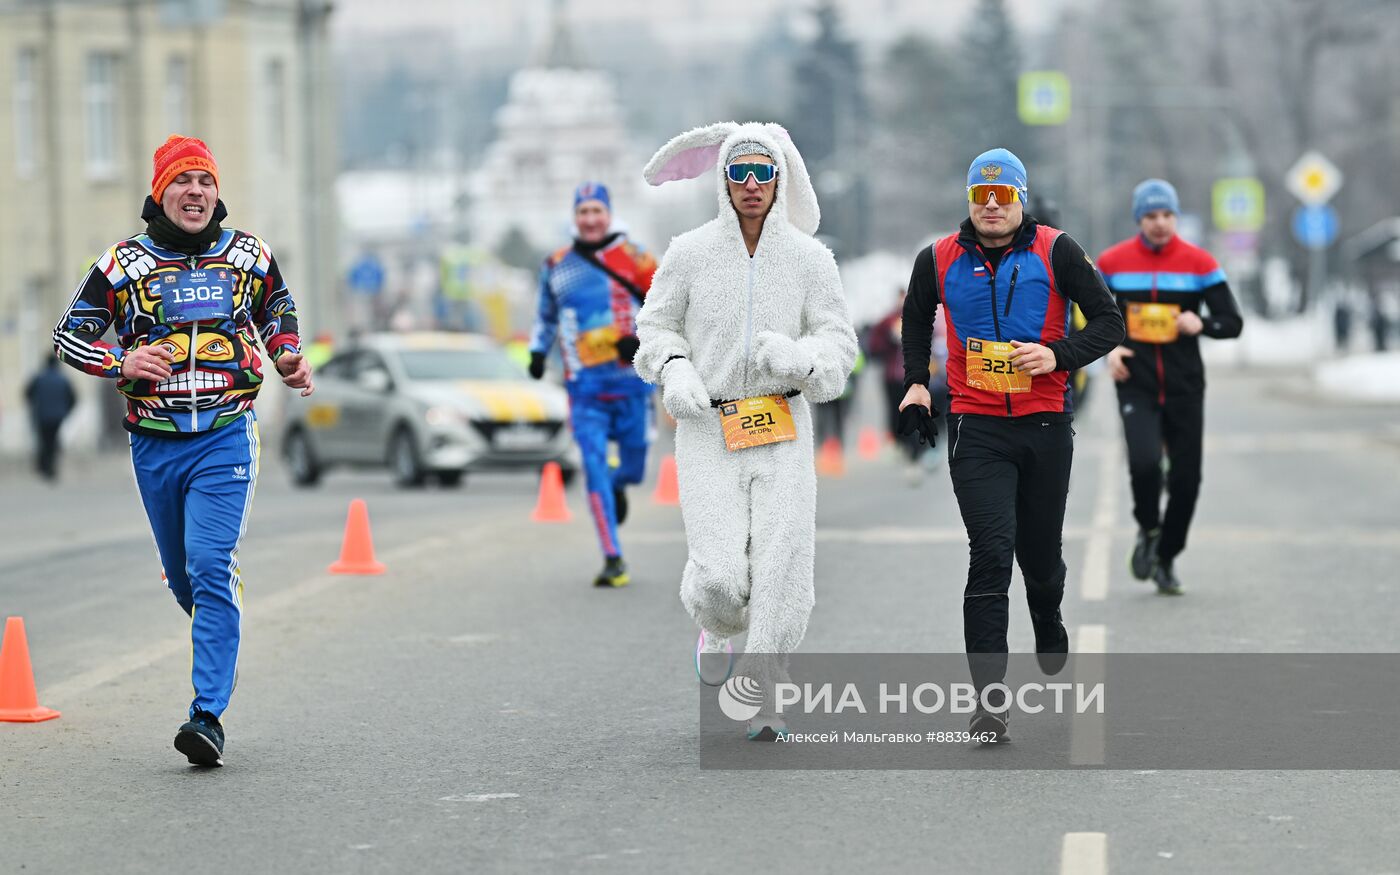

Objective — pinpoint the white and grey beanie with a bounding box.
[725,140,775,164]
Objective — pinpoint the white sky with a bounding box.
[331,0,1069,50]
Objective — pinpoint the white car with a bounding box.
[283,332,578,488]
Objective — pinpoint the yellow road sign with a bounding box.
[1285,151,1342,206]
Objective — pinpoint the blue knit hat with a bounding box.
[573,181,611,211]
[967,148,1028,197]
[1132,179,1179,222]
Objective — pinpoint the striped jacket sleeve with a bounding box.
[53,264,126,378]
[251,243,301,360]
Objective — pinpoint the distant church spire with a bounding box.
[534,0,586,69]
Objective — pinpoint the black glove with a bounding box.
[896,403,939,447]
[615,334,641,364]
[528,352,546,380]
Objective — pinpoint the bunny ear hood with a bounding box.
[643,121,821,237]
[642,121,740,185]
[756,123,820,237]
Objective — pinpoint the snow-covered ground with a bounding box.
[1315,352,1400,403]
[1200,309,1400,404]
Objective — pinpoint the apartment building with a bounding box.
[0,0,335,450]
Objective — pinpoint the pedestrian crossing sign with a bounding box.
[1018,72,1071,126]
[1211,178,1266,232]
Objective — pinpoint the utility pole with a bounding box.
[41,1,64,319]
[126,0,148,210]
[297,0,335,332]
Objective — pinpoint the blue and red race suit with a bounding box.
[1097,233,1243,402]
[902,217,1124,417]
[899,217,1123,680]
[530,233,656,398]
[530,233,656,559]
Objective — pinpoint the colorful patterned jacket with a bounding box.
[53,229,300,436]
[529,232,656,397]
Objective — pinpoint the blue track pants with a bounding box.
[130,412,259,718]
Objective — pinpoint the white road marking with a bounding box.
[439,793,521,802]
[1190,526,1400,548]
[1076,623,1107,655]
[1202,430,1382,454]
[43,532,462,705]
[1060,832,1108,875]
[1081,435,1120,602]
[446,633,503,645]
[628,524,1400,549]
[1070,624,1107,767]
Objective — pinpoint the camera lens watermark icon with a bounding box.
[718,675,764,722]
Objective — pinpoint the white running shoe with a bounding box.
[694,630,734,686]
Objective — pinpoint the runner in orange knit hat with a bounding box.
[151,134,219,204]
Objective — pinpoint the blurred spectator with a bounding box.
[869,289,947,481]
[814,350,864,449]
[24,357,76,481]
[305,331,336,369]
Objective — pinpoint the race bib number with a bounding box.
[720,395,797,451]
[1127,302,1181,344]
[576,325,620,367]
[965,338,1031,394]
[157,270,234,324]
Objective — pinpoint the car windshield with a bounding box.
[396,348,526,381]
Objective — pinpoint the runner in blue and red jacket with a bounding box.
[898,148,1124,741]
[529,182,657,588]
[1098,179,1243,594]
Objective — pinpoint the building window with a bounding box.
[84,52,121,179]
[265,58,286,160]
[165,56,190,133]
[14,48,38,178]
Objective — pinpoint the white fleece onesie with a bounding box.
[634,122,858,683]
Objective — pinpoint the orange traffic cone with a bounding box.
[652,454,680,506]
[857,426,882,461]
[817,437,846,478]
[328,498,386,575]
[0,617,60,723]
[531,461,573,522]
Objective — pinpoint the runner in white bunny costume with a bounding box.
[634,122,858,740]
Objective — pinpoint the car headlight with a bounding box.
[425,406,455,427]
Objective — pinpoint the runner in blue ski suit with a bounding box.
[529,182,656,587]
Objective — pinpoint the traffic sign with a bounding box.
[1285,151,1342,206]
[1018,72,1071,126]
[348,253,385,296]
[1221,231,1259,256]
[1212,178,1266,232]
[1292,204,1339,250]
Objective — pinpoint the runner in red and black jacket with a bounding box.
[1098,178,1243,595]
[898,148,1123,741]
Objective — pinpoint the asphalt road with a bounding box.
[3,369,1399,874]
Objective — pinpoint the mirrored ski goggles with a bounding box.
[726,162,779,185]
[967,183,1023,205]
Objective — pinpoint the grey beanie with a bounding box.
[725,140,775,164]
